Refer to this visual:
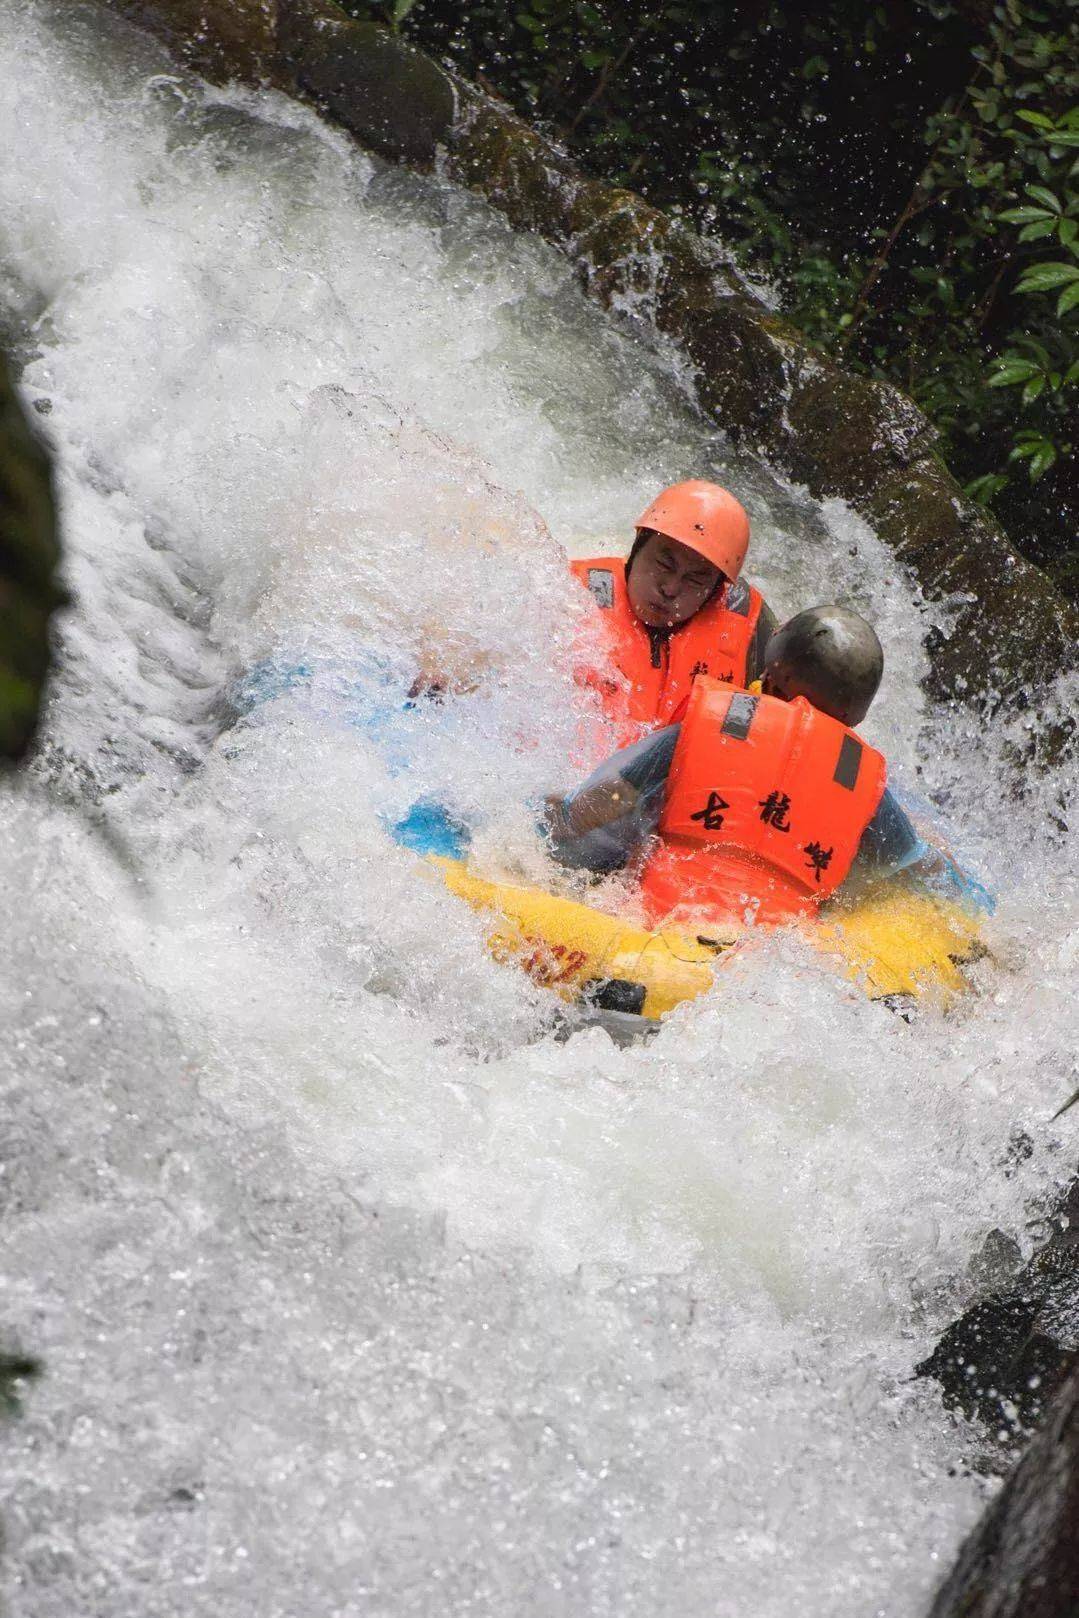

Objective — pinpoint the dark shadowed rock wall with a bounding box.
[0,349,63,761]
[928,1366,1079,1618]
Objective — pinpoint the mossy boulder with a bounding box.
[779,365,937,502]
[452,97,581,241]
[0,351,63,762]
[284,11,456,166]
[107,0,277,80]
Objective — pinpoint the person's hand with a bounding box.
[408,643,492,702]
[540,793,572,842]
[408,668,449,702]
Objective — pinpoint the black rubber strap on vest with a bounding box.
[721,692,757,740]
[726,578,751,617]
[833,734,862,790]
[647,627,668,669]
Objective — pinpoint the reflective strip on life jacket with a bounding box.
[640,679,887,927]
[570,556,763,747]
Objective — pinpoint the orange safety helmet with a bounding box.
[635,479,750,582]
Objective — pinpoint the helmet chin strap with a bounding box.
[624,529,648,579]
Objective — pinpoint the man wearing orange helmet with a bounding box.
[571,478,776,748]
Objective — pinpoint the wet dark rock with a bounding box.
[0,348,64,761]
[927,1364,1079,1618]
[918,1173,1079,1439]
[455,102,582,242]
[166,1483,203,1509]
[90,0,1079,716]
[105,0,277,80]
[968,1229,1023,1295]
[0,1350,41,1418]
[779,366,937,502]
[285,11,456,168]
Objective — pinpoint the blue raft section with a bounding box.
[391,798,470,861]
[231,653,472,859]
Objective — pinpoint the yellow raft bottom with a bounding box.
[432,857,987,1019]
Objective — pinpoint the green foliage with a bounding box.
[344,0,1079,599]
[869,11,1078,569]
[389,0,419,29]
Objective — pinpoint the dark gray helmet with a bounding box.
[762,606,883,726]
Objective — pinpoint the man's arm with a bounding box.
[542,726,681,873]
[852,787,994,911]
[851,787,924,880]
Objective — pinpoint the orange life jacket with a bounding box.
[640,679,886,928]
[570,556,764,748]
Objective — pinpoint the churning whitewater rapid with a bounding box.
[0,3,1076,1614]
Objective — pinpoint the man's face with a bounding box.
[626,530,723,630]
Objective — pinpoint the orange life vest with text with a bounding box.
[570,556,764,749]
[640,679,886,928]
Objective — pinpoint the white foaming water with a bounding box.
[0,4,1076,1614]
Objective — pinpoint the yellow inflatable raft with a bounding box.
[431,856,987,1020]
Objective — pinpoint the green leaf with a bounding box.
[1063,360,1079,385]
[1018,338,1052,366]
[1029,444,1057,480]
[1018,219,1058,241]
[988,359,1040,385]
[1058,281,1079,316]
[1016,110,1055,129]
[1017,262,1079,292]
[997,206,1054,223]
[1022,375,1046,403]
[1046,132,1079,148]
[1025,185,1062,213]
[391,0,418,21]
[965,472,1009,503]
[1059,218,1079,247]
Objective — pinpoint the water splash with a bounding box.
[0,3,1076,1614]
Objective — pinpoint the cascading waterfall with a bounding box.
[0,3,1076,1613]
